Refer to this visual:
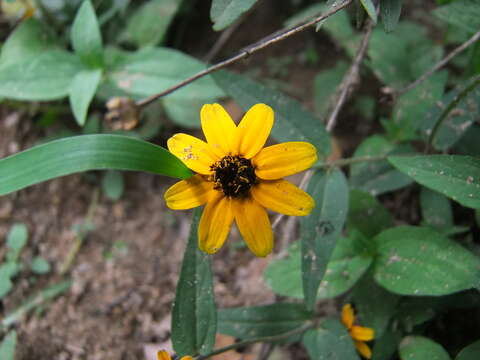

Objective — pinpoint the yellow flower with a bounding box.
[1,0,35,20]
[164,103,317,257]
[157,350,192,360]
[341,304,375,359]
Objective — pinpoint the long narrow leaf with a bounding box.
[0,135,193,196]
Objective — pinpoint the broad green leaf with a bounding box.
[0,331,16,360]
[347,189,393,238]
[301,169,349,309]
[350,135,414,195]
[389,155,480,209]
[399,336,451,360]
[456,340,480,360]
[434,0,480,33]
[420,187,453,229]
[218,303,312,340]
[0,135,192,196]
[0,50,84,101]
[101,47,223,127]
[125,0,180,47]
[102,170,124,201]
[386,71,447,142]
[210,0,257,31]
[69,69,103,126]
[381,0,402,32]
[172,208,216,356]
[30,257,51,275]
[419,77,480,151]
[373,226,480,295]
[71,0,103,68]
[313,62,348,118]
[302,318,360,360]
[0,18,57,66]
[350,274,399,338]
[213,70,331,157]
[359,0,377,23]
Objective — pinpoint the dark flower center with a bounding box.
[210,155,256,197]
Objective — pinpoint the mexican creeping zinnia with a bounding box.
[157,350,192,360]
[341,304,375,359]
[164,103,317,257]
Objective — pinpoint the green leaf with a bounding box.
[0,18,57,67]
[0,263,17,298]
[0,135,192,196]
[0,331,16,360]
[399,336,451,360]
[359,0,377,23]
[347,189,393,238]
[213,70,331,157]
[456,340,480,360]
[302,318,360,360]
[218,303,312,340]
[30,257,51,275]
[0,50,85,101]
[420,187,453,229]
[71,0,103,68]
[69,68,102,126]
[301,169,349,309]
[350,135,414,195]
[7,223,28,254]
[101,47,223,127]
[454,125,480,156]
[381,0,402,32]
[210,0,258,31]
[372,329,402,360]
[172,208,216,356]
[102,170,124,201]
[313,62,348,118]
[372,226,480,296]
[350,274,399,338]
[434,0,480,33]
[419,76,480,151]
[125,0,181,47]
[388,155,480,209]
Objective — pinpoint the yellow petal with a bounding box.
[235,103,274,159]
[167,133,218,175]
[201,103,237,157]
[351,326,375,341]
[253,141,317,180]
[180,357,194,360]
[354,341,372,359]
[157,351,171,360]
[233,198,273,257]
[341,304,355,329]
[198,193,234,254]
[164,175,213,210]
[251,180,314,216]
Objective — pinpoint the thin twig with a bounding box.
[195,322,315,360]
[135,0,353,109]
[398,30,480,95]
[325,19,375,132]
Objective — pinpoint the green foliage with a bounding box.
[456,340,480,360]
[372,226,480,295]
[389,155,480,209]
[301,169,349,309]
[380,0,403,32]
[30,257,51,275]
[434,0,480,33]
[313,62,348,118]
[0,331,16,360]
[218,303,312,340]
[213,70,331,157]
[399,336,451,360]
[0,135,192,196]
[69,69,103,126]
[359,0,377,24]
[210,0,258,31]
[102,170,125,200]
[302,318,360,360]
[420,187,453,229]
[172,208,216,356]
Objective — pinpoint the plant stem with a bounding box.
[195,322,316,360]
[135,0,353,109]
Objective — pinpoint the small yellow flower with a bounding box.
[164,103,317,257]
[341,304,375,359]
[1,0,35,20]
[157,350,192,360]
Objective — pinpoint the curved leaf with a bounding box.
[0,135,193,196]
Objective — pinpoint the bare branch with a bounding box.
[398,29,480,95]
[135,0,354,109]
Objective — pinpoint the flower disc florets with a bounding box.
[210,155,256,197]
